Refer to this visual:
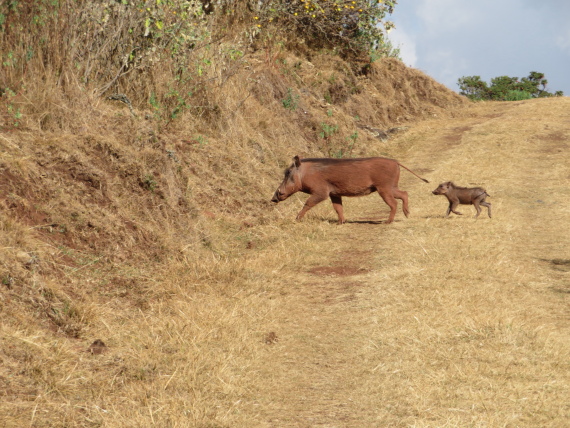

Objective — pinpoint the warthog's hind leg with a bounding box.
[330,195,345,224]
[378,189,398,223]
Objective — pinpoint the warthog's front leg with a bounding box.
[296,194,327,221]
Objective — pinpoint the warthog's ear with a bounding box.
[293,155,301,168]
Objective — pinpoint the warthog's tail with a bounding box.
[398,163,429,183]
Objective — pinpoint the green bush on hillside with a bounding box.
[458,72,564,101]
[504,90,532,101]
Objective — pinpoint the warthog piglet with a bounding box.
[432,181,492,218]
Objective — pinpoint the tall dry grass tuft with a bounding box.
[1,1,249,133]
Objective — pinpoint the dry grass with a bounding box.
[1,26,569,427]
[248,98,570,427]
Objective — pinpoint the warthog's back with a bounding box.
[301,157,399,184]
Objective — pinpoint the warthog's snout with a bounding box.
[432,184,448,195]
[271,188,289,203]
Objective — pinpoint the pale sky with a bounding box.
[388,0,570,96]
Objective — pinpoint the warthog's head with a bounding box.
[432,181,453,195]
[271,155,303,203]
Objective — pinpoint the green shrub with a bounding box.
[282,88,299,111]
[504,90,532,101]
[458,71,563,101]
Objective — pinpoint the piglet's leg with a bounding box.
[330,195,345,224]
[473,200,482,218]
[481,201,492,218]
[296,194,327,221]
[445,202,452,217]
[450,199,462,216]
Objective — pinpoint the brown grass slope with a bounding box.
[2,23,569,427]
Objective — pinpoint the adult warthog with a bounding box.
[271,156,429,224]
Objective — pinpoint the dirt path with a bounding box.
[256,98,570,426]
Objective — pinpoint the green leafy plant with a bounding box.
[149,92,162,116]
[318,122,340,156]
[347,130,358,149]
[142,175,157,192]
[319,122,338,140]
[195,135,208,146]
[2,87,22,127]
[282,88,299,111]
[331,131,358,158]
[1,275,14,288]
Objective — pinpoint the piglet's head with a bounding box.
[271,156,303,203]
[432,181,453,195]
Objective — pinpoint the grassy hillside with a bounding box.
[7,2,569,428]
[1,1,465,354]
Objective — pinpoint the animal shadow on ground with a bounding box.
[320,218,389,225]
[320,217,404,226]
[346,219,387,225]
[540,258,570,272]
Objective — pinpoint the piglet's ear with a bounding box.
[293,155,301,168]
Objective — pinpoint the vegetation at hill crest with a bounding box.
[458,71,564,101]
